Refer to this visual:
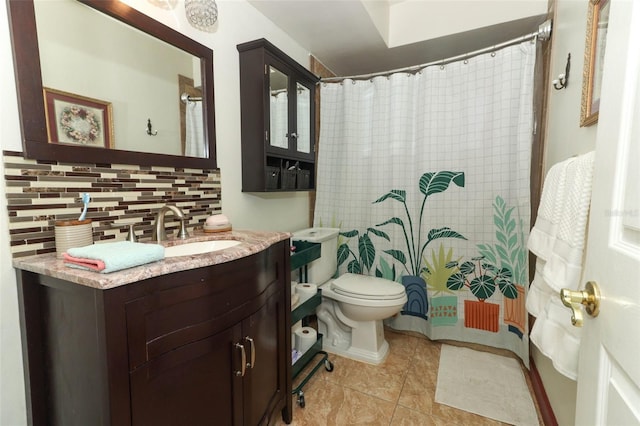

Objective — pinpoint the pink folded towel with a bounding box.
[63,253,106,272]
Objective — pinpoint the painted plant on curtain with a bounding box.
[314,42,536,363]
[445,196,529,336]
[372,171,467,318]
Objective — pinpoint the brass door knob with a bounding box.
[560,281,601,327]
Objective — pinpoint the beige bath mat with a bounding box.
[435,344,539,425]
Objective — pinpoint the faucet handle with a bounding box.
[112,223,138,242]
[125,223,138,242]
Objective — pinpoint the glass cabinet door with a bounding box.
[295,83,311,155]
[269,66,288,149]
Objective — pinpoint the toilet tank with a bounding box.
[292,227,340,284]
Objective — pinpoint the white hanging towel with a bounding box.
[527,151,595,380]
[185,101,207,158]
[526,157,573,316]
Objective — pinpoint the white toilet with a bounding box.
[292,228,407,364]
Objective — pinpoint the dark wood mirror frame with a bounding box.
[7,0,217,168]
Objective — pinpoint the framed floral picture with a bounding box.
[580,0,610,127]
[43,88,113,148]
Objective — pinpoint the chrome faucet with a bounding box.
[152,205,190,242]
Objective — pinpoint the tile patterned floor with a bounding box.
[277,329,542,426]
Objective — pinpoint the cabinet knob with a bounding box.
[289,132,298,139]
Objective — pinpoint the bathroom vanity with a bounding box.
[13,231,293,426]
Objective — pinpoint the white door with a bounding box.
[574,0,640,424]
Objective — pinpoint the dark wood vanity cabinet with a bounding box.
[16,241,292,426]
[238,38,320,192]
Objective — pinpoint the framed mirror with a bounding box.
[7,0,217,168]
[580,0,610,127]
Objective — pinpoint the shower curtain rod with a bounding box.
[321,19,552,83]
[180,93,202,103]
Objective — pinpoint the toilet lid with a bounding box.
[331,273,406,300]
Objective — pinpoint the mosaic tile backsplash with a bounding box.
[3,151,222,258]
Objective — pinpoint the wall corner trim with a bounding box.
[529,356,559,426]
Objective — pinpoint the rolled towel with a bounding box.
[63,241,165,274]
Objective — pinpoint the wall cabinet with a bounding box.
[16,241,292,425]
[238,38,319,192]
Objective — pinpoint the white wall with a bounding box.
[1,1,27,423]
[0,1,313,423]
[545,0,598,166]
[388,0,547,48]
[535,0,600,424]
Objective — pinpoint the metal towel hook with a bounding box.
[553,53,571,90]
[146,118,158,136]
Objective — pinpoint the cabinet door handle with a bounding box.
[245,337,255,369]
[235,343,246,377]
[290,132,298,139]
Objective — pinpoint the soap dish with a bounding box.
[203,224,232,233]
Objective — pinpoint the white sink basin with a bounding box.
[164,240,241,258]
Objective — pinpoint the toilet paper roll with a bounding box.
[291,321,302,348]
[294,326,317,354]
[296,283,317,304]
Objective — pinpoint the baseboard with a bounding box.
[529,356,558,426]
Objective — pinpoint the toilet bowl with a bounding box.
[317,273,407,364]
[292,228,407,364]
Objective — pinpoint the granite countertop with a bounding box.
[12,230,291,290]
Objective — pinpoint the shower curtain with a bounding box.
[296,87,311,154]
[314,41,535,364]
[185,101,207,158]
[270,91,289,149]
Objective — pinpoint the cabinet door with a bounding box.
[266,58,315,163]
[129,324,244,426]
[268,64,290,152]
[293,80,314,161]
[243,289,288,425]
[266,57,293,157]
